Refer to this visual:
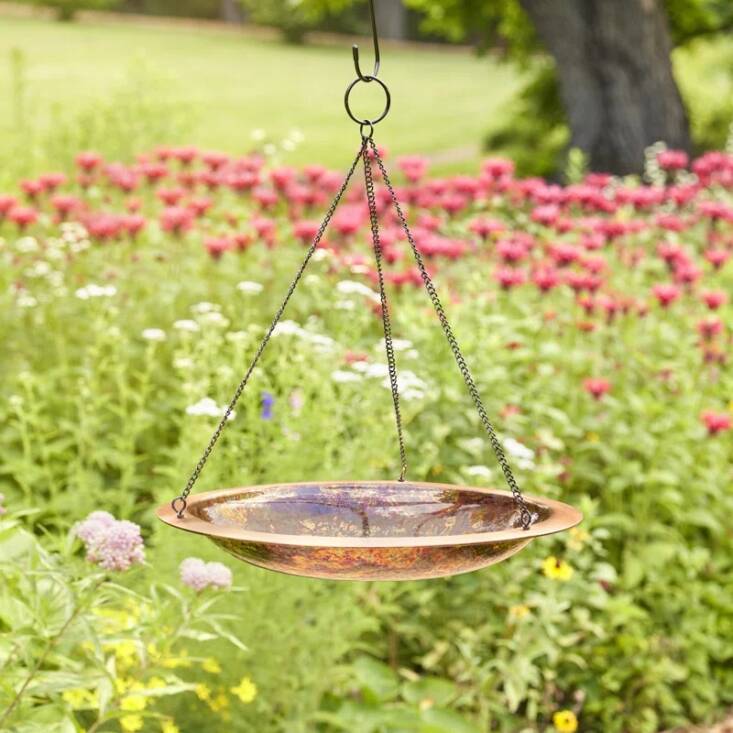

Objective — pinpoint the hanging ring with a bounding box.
[359,121,375,139]
[171,496,187,518]
[344,75,391,127]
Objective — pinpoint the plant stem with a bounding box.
[0,577,105,727]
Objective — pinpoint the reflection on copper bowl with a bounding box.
[156,481,582,581]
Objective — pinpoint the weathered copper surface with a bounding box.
[156,481,582,580]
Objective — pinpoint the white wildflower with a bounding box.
[141,328,166,342]
[15,237,39,253]
[197,311,229,328]
[335,299,357,310]
[185,397,235,420]
[336,280,380,303]
[237,281,264,295]
[17,294,37,308]
[75,284,117,300]
[312,249,331,262]
[376,337,414,352]
[464,465,493,479]
[173,319,200,332]
[503,437,535,469]
[191,301,220,314]
[331,370,362,384]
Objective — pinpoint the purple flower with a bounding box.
[180,557,232,592]
[261,391,274,420]
[75,511,145,572]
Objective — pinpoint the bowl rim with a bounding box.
[156,481,583,548]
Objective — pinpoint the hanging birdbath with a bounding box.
[157,0,582,580]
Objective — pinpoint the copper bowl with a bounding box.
[156,481,582,581]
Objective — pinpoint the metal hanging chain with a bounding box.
[367,138,533,529]
[362,140,408,482]
[172,141,367,518]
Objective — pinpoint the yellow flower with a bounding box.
[120,714,144,733]
[147,676,167,689]
[195,683,212,702]
[210,692,230,713]
[542,556,574,581]
[161,650,192,669]
[115,677,135,695]
[121,695,147,712]
[161,720,180,733]
[568,527,590,551]
[202,657,222,674]
[107,639,138,670]
[509,604,530,620]
[553,710,578,733]
[231,677,257,704]
[62,688,96,709]
[585,432,599,443]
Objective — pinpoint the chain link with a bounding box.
[362,141,408,482]
[368,138,533,529]
[172,142,367,517]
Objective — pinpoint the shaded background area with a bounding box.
[1,0,733,179]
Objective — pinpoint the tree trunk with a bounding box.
[220,0,243,24]
[375,0,407,40]
[519,0,691,175]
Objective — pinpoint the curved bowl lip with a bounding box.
[156,480,582,549]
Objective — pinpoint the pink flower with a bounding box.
[704,249,730,270]
[160,206,194,234]
[532,266,561,292]
[179,557,232,591]
[481,157,514,180]
[652,283,681,308]
[657,149,689,171]
[157,187,185,206]
[293,219,320,245]
[398,155,429,184]
[204,235,233,260]
[494,266,526,290]
[51,194,82,218]
[697,317,723,340]
[75,511,145,572]
[0,194,19,215]
[7,205,38,229]
[469,217,504,240]
[700,410,732,436]
[583,378,611,400]
[701,290,727,310]
[75,151,103,171]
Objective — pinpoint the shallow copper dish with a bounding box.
[156,481,582,581]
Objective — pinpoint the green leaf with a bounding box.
[402,676,456,707]
[351,655,400,703]
[420,707,481,733]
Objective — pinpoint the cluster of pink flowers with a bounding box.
[4,143,732,439]
[179,557,233,591]
[75,511,145,571]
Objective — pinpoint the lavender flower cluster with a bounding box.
[75,511,145,572]
[179,557,232,591]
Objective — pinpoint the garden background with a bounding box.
[1,1,732,732]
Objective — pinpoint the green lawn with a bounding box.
[0,12,521,170]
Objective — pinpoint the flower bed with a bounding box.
[1,143,732,732]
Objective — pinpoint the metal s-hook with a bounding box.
[353,0,380,81]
